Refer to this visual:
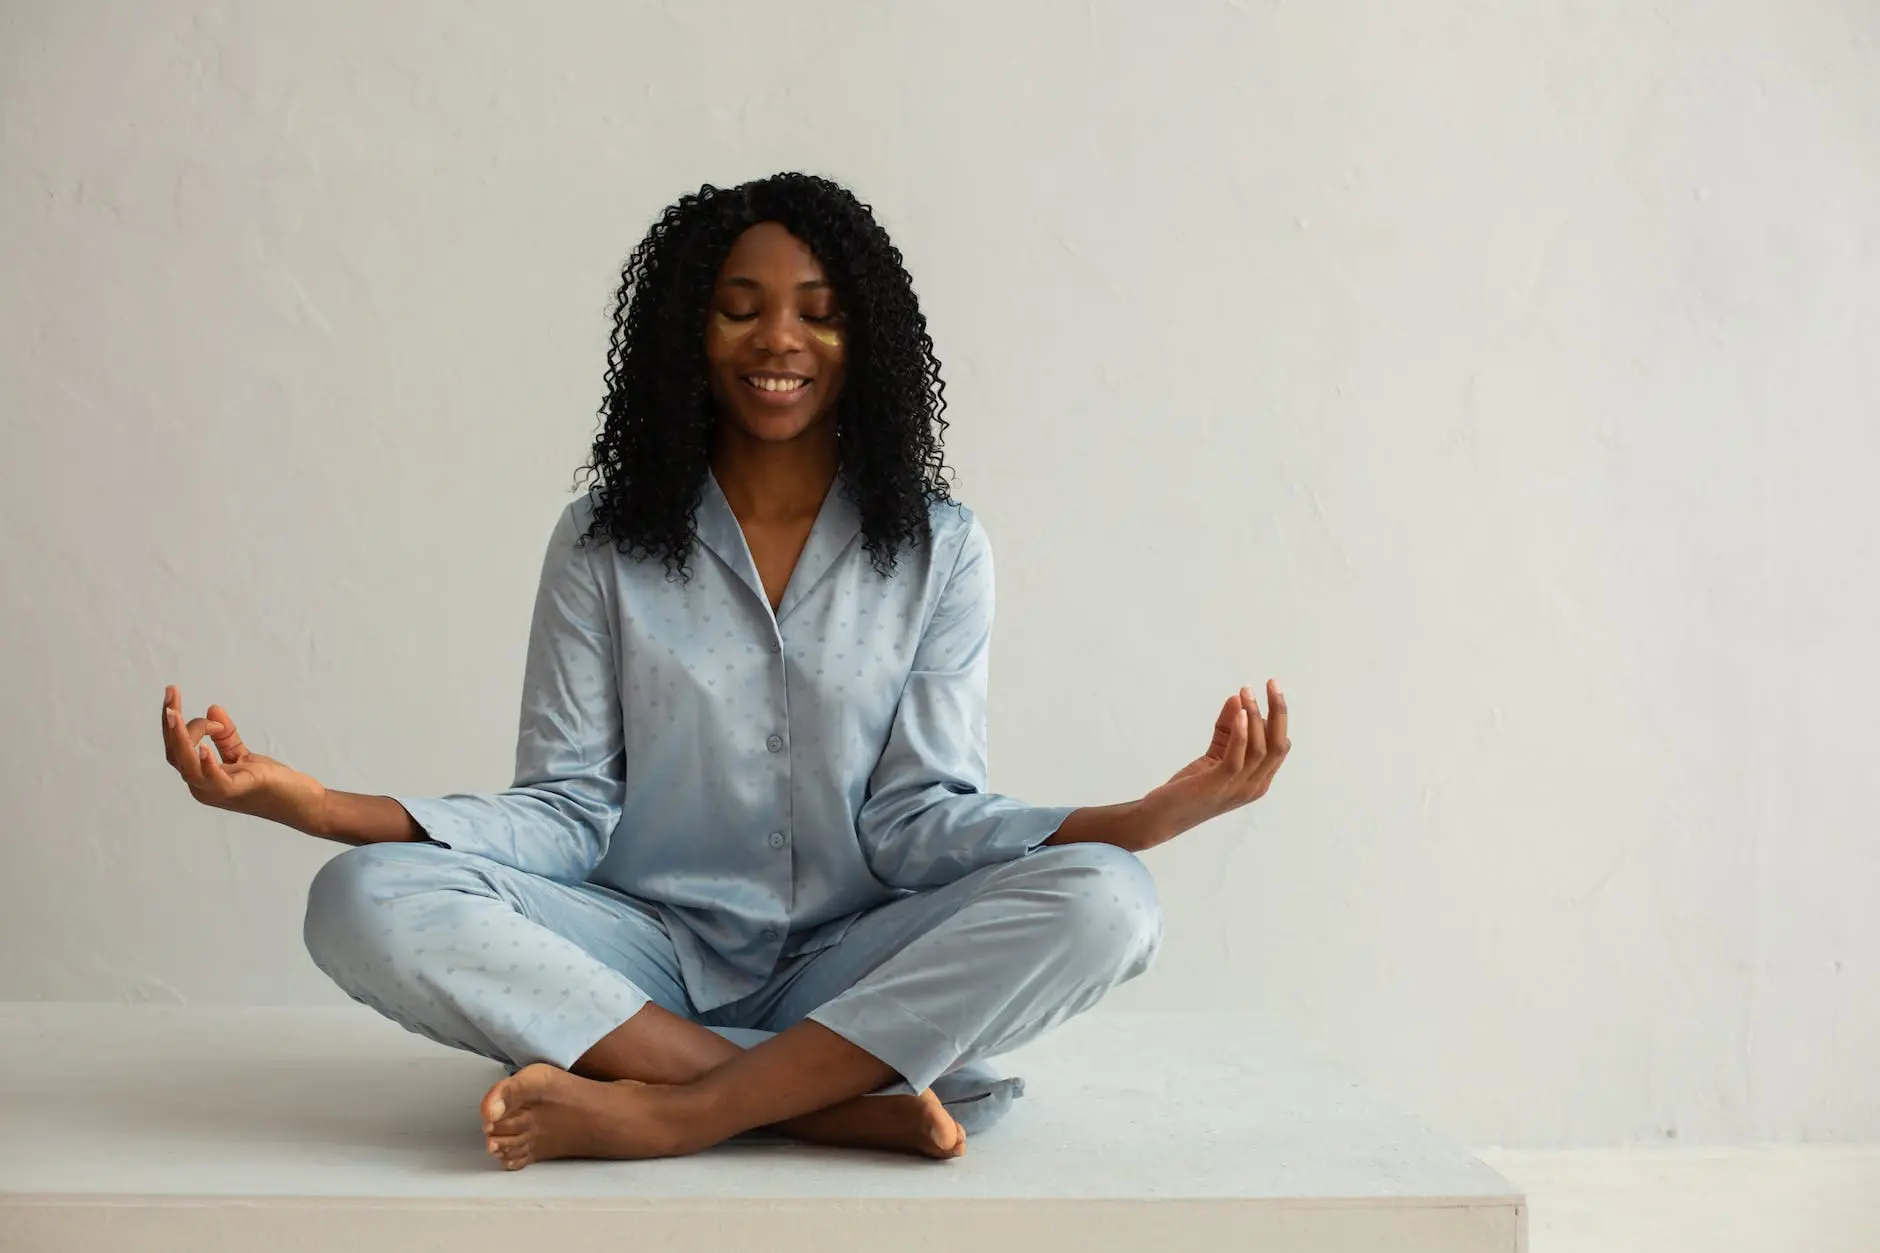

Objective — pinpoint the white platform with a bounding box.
[1479,1145,1880,1253]
[0,1004,1524,1252]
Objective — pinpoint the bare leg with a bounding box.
[483,1004,961,1164]
[483,1018,943,1168]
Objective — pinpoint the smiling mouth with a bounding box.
[741,375,814,409]
[743,375,811,394]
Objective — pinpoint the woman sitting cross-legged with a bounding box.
[158,171,1291,1170]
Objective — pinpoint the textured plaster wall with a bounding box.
[3,0,1876,1147]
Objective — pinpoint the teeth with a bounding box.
[748,377,808,392]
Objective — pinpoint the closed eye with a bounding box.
[717,312,842,323]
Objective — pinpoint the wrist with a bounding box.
[301,779,332,838]
[1048,797,1162,853]
[1135,789,1200,851]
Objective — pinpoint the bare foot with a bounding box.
[481,1064,692,1169]
[479,1066,967,1170]
[779,1088,966,1160]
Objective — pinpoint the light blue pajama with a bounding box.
[302,470,1162,1127]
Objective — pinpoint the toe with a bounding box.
[490,1110,533,1137]
[480,1079,512,1129]
[940,1126,959,1157]
[933,1110,965,1158]
[482,1063,564,1130]
[492,1134,531,1170]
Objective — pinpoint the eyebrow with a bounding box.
[720,277,832,291]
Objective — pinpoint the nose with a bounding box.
[749,305,808,356]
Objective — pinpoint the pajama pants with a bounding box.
[302,839,1162,1134]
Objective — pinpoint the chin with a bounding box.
[729,406,830,442]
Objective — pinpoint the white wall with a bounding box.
[4,0,1875,1149]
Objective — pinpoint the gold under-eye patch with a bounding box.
[807,323,844,349]
[712,311,755,339]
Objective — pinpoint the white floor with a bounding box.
[0,1003,1523,1252]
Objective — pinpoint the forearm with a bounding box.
[306,788,426,846]
[1044,795,1186,854]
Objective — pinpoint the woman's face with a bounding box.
[705,221,848,445]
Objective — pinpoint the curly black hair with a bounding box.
[570,171,956,581]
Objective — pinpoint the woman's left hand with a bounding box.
[1137,680,1290,849]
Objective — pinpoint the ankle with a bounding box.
[662,1079,731,1152]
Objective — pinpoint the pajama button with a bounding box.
[766,734,784,752]
[761,928,778,941]
[769,640,782,654]
[768,831,786,848]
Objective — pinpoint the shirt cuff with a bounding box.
[1011,803,1079,857]
[390,794,480,856]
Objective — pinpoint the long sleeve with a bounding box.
[393,499,625,884]
[854,515,1073,890]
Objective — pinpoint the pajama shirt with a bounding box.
[304,469,1162,1120]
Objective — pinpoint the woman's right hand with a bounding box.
[161,684,328,834]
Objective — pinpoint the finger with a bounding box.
[161,695,195,768]
[1266,679,1288,754]
[1240,685,1268,776]
[183,716,224,742]
[1206,694,1239,760]
[1222,698,1250,773]
[165,707,208,786]
[1252,679,1290,787]
[182,717,226,775]
[198,742,235,792]
[205,703,250,762]
[166,704,224,786]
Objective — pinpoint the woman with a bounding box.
[159,171,1290,1170]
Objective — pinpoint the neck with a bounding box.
[710,421,839,525]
